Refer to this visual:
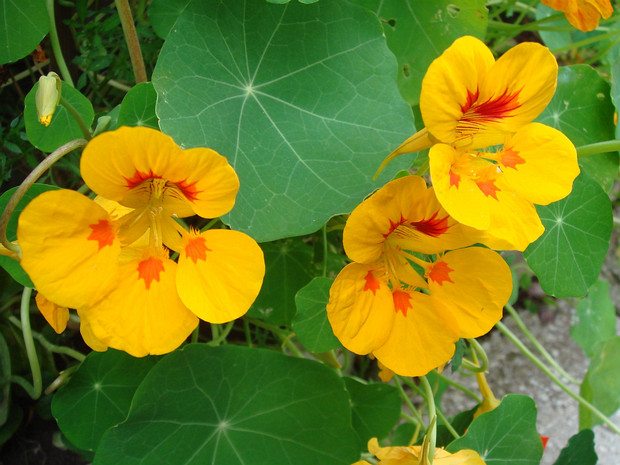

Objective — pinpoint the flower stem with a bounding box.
[576,140,620,157]
[433,371,482,403]
[115,0,147,84]
[45,0,74,87]
[0,138,88,255]
[8,316,84,361]
[60,96,91,139]
[461,338,489,373]
[420,376,437,464]
[552,29,620,54]
[394,376,425,427]
[496,321,620,436]
[20,287,42,399]
[504,303,580,384]
[208,321,235,346]
[435,405,460,440]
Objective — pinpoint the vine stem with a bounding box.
[420,376,437,464]
[8,316,85,361]
[0,138,88,254]
[504,303,580,384]
[496,321,620,436]
[433,371,482,403]
[20,287,42,399]
[576,140,620,157]
[45,0,75,86]
[115,0,148,84]
[60,96,91,140]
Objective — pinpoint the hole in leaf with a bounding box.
[381,18,397,30]
[447,4,461,18]
[402,64,411,78]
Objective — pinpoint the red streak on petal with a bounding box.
[87,219,115,250]
[124,169,160,189]
[363,270,381,295]
[410,212,449,238]
[124,170,201,202]
[449,169,461,188]
[460,88,521,124]
[137,256,165,290]
[477,180,501,200]
[501,148,526,170]
[176,179,200,202]
[382,215,407,238]
[392,290,412,317]
[428,261,454,286]
[185,236,211,264]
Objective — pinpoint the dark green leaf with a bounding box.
[0,0,49,64]
[153,0,414,241]
[293,277,340,353]
[344,377,401,444]
[570,280,616,358]
[524,173,612,298]
[579,336,620,429]
[94,344,360,465]
[436,406,476,448]
[148,0,191,39]
[537,65,618,192]
[356,0,488,106]
[52,350,160,450]
[117,82,159,129]
[249,239,315,325]
[24,82,94,153]
[447,394,543,465]
[553,429,597,465]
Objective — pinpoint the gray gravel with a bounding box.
[441,302,620,465]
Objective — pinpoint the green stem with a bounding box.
[414,159,429,177]
[505,303,580,384]
[614,217,620,227]
[0,138,88,254]
[60,96,91,139]
[552,28,620,54]
[322,224,328,278]
[435,405,460,440]
[576,140,620,157]
[462,338,489,373]
[496,321,620,436]
[420,376,437,464]
[45,0,74,87]
[210,323,220,342]
[243,319,253,348]
[9,316,85,361]
[191,324,200,343]
[433,371,482,403]
[208,321,234,346]
[115,0,148,83]
[394,376,425,428]
[20,288,42,399]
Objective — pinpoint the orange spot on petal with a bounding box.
[428,261,454,286]
[184,235,211,264]
[449,169,461,188]
[363,270,381,295]
[477,179,501,200]
[87,219,116,250]
[501,148,525,170]
[392,290,412,317]
[137,256,165,290]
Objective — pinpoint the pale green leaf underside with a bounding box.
[153,0,414,241]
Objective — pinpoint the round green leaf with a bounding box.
[148,0,191,39]
[523,173,612,298]
[0,184,58,287]
[117,82,159,129]
[25,81,94,153]
[293,276,340,353]
[536,65,618,192]
[570,280,616,358]
[152,0,414,242]
[344,377,401,444]
[579,336,620,430]
[357,0,488,106]
[447,394,543,464]
[94,344,360,465]
[553,429,597,465]
[52,349,160,451]
[0,0,49,64]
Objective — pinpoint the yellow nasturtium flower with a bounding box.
[354,438,486,465]
[18,126,265,357]
[541,0,613,31]
[326,176,512,377]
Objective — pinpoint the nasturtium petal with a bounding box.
[81,126,239,219]
[429,248,511,339]
[500,123,578,205]
[35,293,69,334]
[152,0,414,241]
[177,229,265,324]
[373,289,458,377]
[327,263,394,355]
[84,248,198,357]
[77,310,108,352]
[541,0,613,31]
[18,189,120,309]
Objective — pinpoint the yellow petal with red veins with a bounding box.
[18,190,120,309]
[86,248,198,357]
[499,123,579,205]
[35,293,69,334]
[327,263,394,355]
[77,309,108,352]
[428,248,511,339]
[421,36,495,146]
[344,175,480,263]
[81,126,239,219]
[372,288,458,377]
[177,229,265,324]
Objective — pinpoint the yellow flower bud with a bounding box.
[35,72,62,127]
